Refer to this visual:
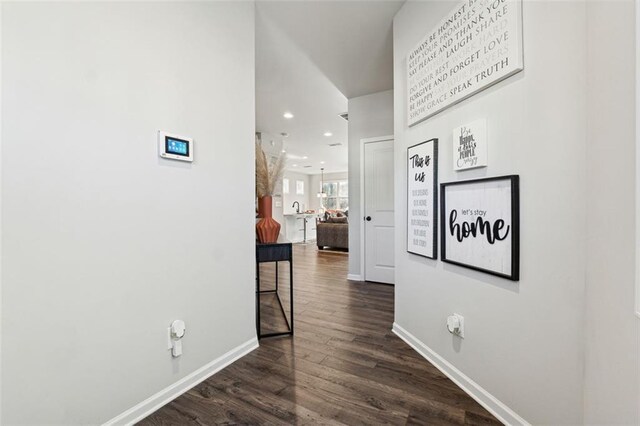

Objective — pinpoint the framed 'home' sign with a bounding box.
[440,175,519,280]
[407,139,438,259]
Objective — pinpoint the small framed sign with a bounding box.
[453,119,487,171]
[441,175,519,281]
[407,138,438,259]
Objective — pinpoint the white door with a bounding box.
[364,139,395,284]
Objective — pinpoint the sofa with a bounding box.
[316,216,348,250]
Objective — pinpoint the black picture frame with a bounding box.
[406,138,438,259]
[440,175,519,281]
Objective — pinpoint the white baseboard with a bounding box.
[347,274,363,281]
[392,323,529,426]
[103,337,259,426]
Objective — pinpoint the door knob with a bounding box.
[365,216,372,221]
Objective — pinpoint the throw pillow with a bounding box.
[328,216,348,224]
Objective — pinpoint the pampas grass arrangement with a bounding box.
[255,140,286,198]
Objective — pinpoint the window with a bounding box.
[322,180,348,210]
[283,178,289,194]
[296,180,304,195]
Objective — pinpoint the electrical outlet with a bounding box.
[446,313,465,338]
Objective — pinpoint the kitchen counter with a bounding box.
[283,213,320,243]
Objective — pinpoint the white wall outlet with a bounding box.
[168,320,186,357]
[446,313,465,338]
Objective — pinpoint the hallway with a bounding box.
[140,244,500,425]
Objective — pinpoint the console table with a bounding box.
[256,237,293,339]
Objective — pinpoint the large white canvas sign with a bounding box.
[453,119,487,171]
[407,139,438,258]
[441,175,519,280]
[407,0,523,126]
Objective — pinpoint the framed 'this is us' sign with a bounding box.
[440,175,519,281]
[407,138,438,259]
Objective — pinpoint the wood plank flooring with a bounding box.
[139,244,500,425]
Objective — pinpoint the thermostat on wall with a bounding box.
[158,130,193,162]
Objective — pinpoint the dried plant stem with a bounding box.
[255,140,286,198]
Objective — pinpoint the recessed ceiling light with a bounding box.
[320,161,325,164]
[292,164,298,167]
[303,156,308,159]
[283,112,294,119]
[281,149,286,153]
[324,132,333,137]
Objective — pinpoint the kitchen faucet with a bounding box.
[292,201,300,213]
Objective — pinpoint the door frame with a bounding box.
[359,135,394,282]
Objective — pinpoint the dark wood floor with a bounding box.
[140,244,500,425]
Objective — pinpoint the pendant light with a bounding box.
[317,168,327,206]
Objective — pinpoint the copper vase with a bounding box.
[256,196,281,243]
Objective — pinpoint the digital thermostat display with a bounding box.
[158,131,193,162]
[166,138,189,156]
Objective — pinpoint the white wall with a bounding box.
[0,0,4,422]
[348,90,394,278]
[1,2,256,424]
[584,1,640,423]
[0,3,3,421]
[282,171,310,215]
[394,2,588,423]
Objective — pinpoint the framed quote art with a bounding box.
[440,175,519,280]
[407,139,438,259]
[406,0,524,125]
[453,119,487,171]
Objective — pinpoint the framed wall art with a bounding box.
[453,119,487,171]
[440,175,519,280]
[407,138,438,259]
[406,0,524,125]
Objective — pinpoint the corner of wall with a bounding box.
[347,90,394,277]
[583,0,640,423]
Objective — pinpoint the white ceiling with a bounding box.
[255,1,403,175]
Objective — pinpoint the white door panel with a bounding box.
[374,226,395,267]
[364,139,395,284]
